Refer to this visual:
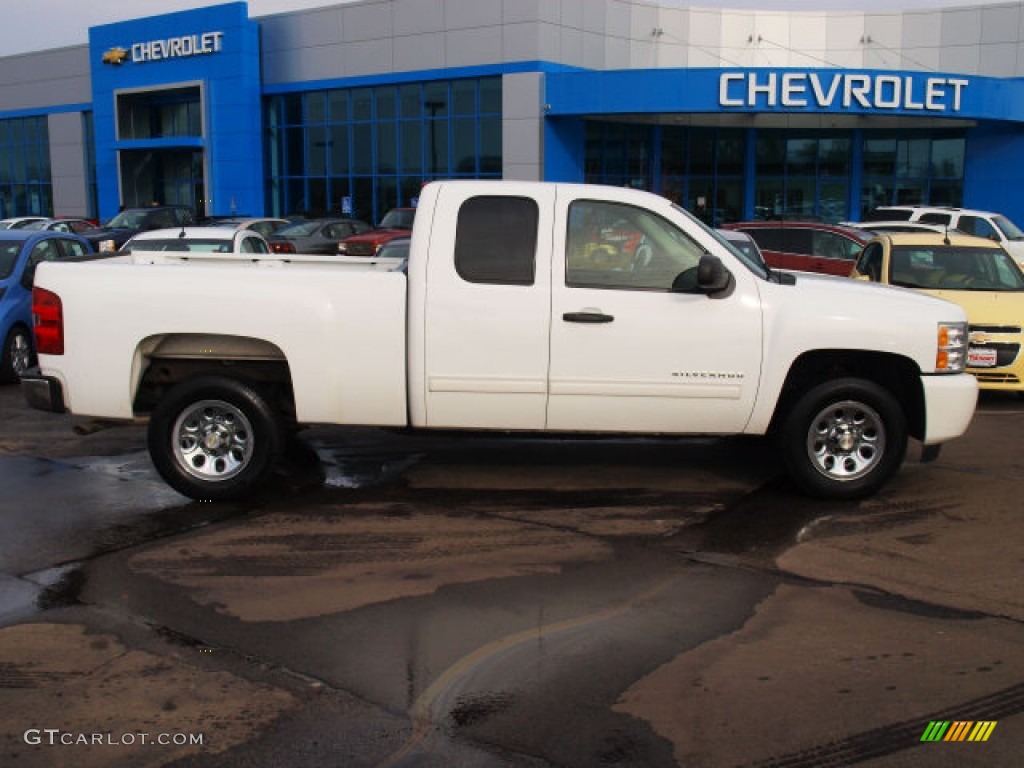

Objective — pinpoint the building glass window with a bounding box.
[755,132,850,222]
[117,87,202,140]
[860,132,964,216]
[265,76,502,223]
[83,112,98,221]
[586,123,746,225]
[585,121,964,224]
[0,115,52,218]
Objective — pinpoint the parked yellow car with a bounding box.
[851,232,1024,392]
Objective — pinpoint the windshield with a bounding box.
[671,205,769,279]
[379,209,415,229]
[993,214,1024,241]
[103,210,149,229]
[379,239,411,259]
[888,245,1024,291]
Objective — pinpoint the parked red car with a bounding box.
[720,220,870,276]
[337,207,416,256]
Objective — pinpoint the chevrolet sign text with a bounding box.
[131,31,224,63]
[719,72,968,112]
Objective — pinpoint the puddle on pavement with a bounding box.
[667,478,861,562]
[30,564,87,610]
[0,574,41,628]
[307,441,422,489]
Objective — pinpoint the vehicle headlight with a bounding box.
[936,321,967,373]
[337,242,348,254]
[99,239,116,253]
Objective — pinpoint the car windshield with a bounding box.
[888,245,1024,291]
[379,209,415,229]
[993,214,1024,241]
[378,239,411,259]
[103,210,149,229]
[274,221,320,237]
[124,238,233,253]
[0,241,21,279]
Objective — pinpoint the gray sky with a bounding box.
[0,0,1002,57]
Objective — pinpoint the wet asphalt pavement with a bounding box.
[1,385,1023,767]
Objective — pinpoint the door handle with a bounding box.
[563,311,614,323]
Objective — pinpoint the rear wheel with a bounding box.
[148,376,284,501]
[0,326,34,383]
[781,378,907,499]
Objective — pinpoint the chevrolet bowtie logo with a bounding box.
[102,47,129,65]
[969,331,991,345]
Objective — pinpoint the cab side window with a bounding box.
[566,200,703,290]
[454,196,537,286]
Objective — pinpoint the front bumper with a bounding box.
[20,366,65,413]
[921,372,978,445]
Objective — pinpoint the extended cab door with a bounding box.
[548,192,762,434]
[418,183,555,429]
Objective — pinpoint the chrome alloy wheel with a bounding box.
[805,399,885,482]
[172,399,255,482]
[10,331,31,376]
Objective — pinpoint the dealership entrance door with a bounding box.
[119,148,205,215]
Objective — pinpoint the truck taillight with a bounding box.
[33,287,64,355]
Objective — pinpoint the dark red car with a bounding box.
[720,220,870,276]
[337,207,416,256]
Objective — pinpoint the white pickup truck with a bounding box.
[22,181,977,502]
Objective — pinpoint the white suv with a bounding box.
[862,205,1024,266]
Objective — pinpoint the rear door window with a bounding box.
[918,212,953,226]
[782,228,813,256]
[455,196,538,285]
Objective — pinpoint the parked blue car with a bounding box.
[0,230,93,382]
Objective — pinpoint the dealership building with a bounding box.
[3,0,1024,226]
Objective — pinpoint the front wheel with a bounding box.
[148,376,284,501]
[781,378,907,500]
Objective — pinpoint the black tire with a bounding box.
[0,325,35,384]
[780,377,907,500]
[147,376,284,502]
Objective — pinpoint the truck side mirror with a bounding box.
[671,253,734,298]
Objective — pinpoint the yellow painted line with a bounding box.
[375,575,679,768]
